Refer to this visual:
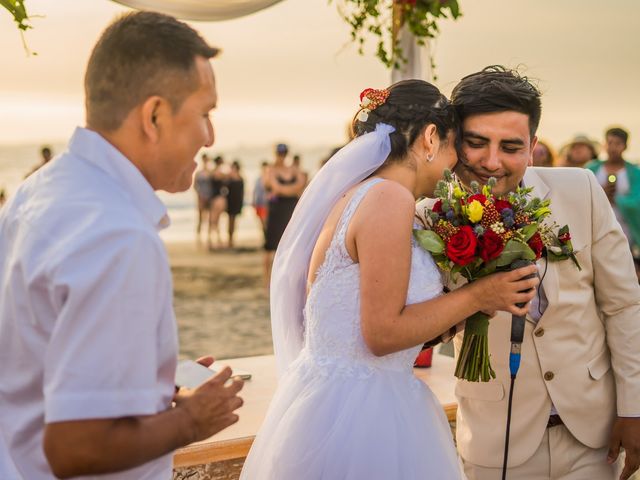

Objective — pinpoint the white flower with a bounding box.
[361,97,372,107]
[490,222,505,234]
[357,109,369,122]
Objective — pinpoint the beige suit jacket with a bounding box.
[451,167,640,468]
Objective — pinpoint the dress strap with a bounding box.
[333,177,385,252]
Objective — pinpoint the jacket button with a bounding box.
[535,328,545,337]
[544,371,554,381]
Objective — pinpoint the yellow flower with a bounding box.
[467,200,484,223]
[453,186,464,199]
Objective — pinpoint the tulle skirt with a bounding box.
[240,351,465,480]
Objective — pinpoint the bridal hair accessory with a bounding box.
[357,88,390,122]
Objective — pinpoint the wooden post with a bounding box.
[391,1,433,83]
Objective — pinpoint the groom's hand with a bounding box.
[608,417,640,480]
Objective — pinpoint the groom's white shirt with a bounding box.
[0,127,178,479]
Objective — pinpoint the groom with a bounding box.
[448,66,640,479]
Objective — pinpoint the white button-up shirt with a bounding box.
[0,127,178,479]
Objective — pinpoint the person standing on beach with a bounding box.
[25,145,53,178]
[225,160,245,249]
[263,143,305,287]
[0,12,243,480]
[586,127,640,282]
[252,161,269,239]
[194,152,214,246]
[559,134,599,168]
[208,155,228,250]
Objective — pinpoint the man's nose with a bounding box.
[204,120,214,148]
[483,146,501,171]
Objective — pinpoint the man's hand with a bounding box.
[44,358,244,478]
[175,365,244,443]
[608,417,640,480]
[603,181,617,204]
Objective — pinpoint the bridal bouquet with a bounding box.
[415,170,580,382]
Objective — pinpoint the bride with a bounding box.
[240,80,539,479]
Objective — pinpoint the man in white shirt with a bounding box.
[0,11,243,479]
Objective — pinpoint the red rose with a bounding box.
[478,230,504,262]
[467,194,487,205]
[558,232,571,243]
[494,199,513,213]
[432,199,443,213]
[528,232,544,259]
[359,88,374,102]
[446,225,478,266]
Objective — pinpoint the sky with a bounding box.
[0,0,639,158]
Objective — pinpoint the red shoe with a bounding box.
[414,347,433,368]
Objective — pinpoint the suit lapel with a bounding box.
[523,168,559,321]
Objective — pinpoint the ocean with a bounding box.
[0,141,333,245]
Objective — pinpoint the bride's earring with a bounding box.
[426,153,434,163]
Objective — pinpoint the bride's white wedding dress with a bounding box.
[241,179,465,479]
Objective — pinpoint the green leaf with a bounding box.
[1,0,32,31]
[476,259,498,277]
[413,229,445,254]
[520,223,538,242]
[496,239,537,267]
[449,0,461,18]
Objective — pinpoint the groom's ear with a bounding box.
[528,136,538,167]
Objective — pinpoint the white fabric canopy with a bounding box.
[112,0,285,21]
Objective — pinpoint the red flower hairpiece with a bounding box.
[357,88,390,122]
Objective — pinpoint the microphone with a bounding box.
[508,259,536,377]
[502,258,538,480]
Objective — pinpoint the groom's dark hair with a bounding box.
[451,65,542,138]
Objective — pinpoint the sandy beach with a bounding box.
[167,241,273,362]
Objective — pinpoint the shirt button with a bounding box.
[535,328,545,337]
[544,371,554,381]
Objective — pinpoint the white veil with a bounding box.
[270,123,395,376]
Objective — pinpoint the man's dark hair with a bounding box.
[85,11,219,131]
[451,65,542,138]
[606,127,629,146]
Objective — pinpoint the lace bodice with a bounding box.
[303,178,443,377]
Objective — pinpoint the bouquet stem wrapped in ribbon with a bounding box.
[415,170,580,382]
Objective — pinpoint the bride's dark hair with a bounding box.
[352,79,458,162]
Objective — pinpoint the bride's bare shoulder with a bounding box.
[360,180,415,215]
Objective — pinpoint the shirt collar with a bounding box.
[67,127,170,231]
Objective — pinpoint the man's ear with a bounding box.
[140,96,168,143]
[528,135,538,167]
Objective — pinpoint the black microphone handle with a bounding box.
[509,259,536,344]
